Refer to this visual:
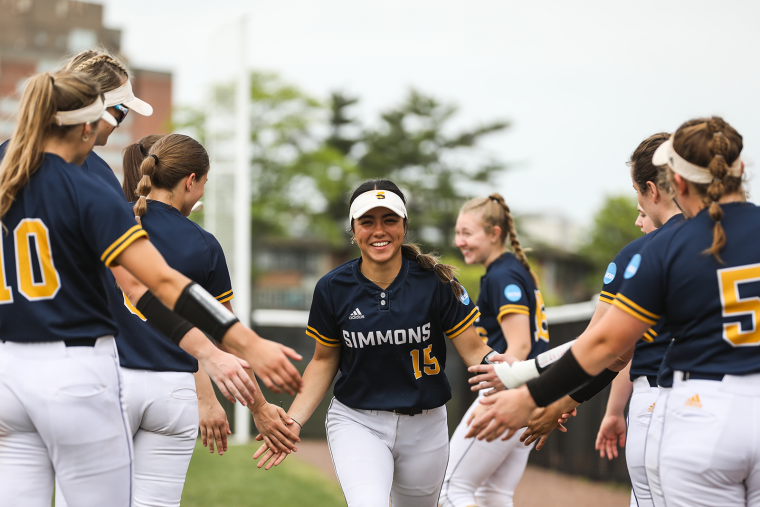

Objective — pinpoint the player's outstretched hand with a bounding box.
[199,346,256,406]
[253,422,301,470]
[595,413,626,460]
[225,325,303,395]
[519,398,578,451]
[467,364,506,393]
[199,393,230,455]
[465,386,536,441]
[251,402,301,454]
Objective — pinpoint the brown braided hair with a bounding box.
[348,179,465,299]
[133,134,209,217]
[122,135,163,202]
[630,132,671,195]
[63,49,128,93]
[670,117,743,262]
[460,193,539,286]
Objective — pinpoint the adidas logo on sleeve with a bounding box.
[349,308,365,320]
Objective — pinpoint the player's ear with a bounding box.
[647,180,659,204]
[186,173,196,191]
[672,174,689,197]
[491,225,502,243]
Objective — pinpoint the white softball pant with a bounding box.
[626,377,660,507]
[439,395,532,507]
[0,337,132,507]
[56,368,199,507]
[325,398,449,507]
[658,372,760,507]
[644,387,669,507]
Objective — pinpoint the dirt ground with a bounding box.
[293,439,630,507]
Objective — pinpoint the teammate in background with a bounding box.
[636,203,656,234]
[0,71,295,507]
[439,193,549,507]
[253,179,497,507]
[468,135,678,466]
[592,133,682,507]
[467,117,755,507]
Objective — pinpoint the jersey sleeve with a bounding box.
[306,279,341,348]
[77,183,148,267]
[487,268,531,323]
[614,242,666,326]
[440,278,481,339]
[202,232,234,303]
[599,249,631,304]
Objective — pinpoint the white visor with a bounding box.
[101,111,118,127]
[349,190,407,221]
[54,96,112,126]
[653,136,742,184]
[103,80,153,116]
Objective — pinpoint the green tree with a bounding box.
[579,195,642,291]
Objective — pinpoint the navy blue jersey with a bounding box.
[474,253,549,358]
[112,200,233,372]
[306,256,480,410]
[616,203,760,376]
[0,153,147,342]
[82,151,124,200]
[602,214,683,381]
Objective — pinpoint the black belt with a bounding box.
[683,372,724,381]
[64,338,98,347]
[389,408,424,416]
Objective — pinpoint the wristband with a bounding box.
[174,282,239,343]
[525,349,592,407]
[535,339,576,373]
[569,368,619,403]
[481,350,498,365]
[135,291,195,345]
[493,359,539,389]
[290,417,302,429]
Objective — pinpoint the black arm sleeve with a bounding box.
[568,368,619,403]
[173,282,239,343]
[525,349,593,407]
[135,291,195,346]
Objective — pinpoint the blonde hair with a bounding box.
[63,48,128,93]
[133,134,210,217]
[670,117,743,262]
[0,71,101,222]
[460,193,539,286]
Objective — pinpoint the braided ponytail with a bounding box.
[460,193,539,286]
[133,155,155,218]
[670,116,743,263]
[400,244,465,300]
[122,135,163,202]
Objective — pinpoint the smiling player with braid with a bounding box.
[438,193,549,507]
[253,179,497,507]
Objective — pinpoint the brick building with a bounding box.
[0,0,172,178]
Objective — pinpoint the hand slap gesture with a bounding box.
[465,386,537,441]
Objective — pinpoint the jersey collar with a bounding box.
[485,251,512,273]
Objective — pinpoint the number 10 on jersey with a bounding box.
[410,344,440,379]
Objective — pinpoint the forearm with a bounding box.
[288,358,339,426]
[178,328,218,360]
[604,362,633,416]
[452,327,494,367]
[194,363,216,402]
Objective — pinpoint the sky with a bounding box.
[98,0,760,227]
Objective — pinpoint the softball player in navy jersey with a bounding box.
[0,71,300,507]
[254,179,496,507]
[439,193,548,507]
[466,116,758,507]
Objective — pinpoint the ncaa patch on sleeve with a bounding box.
[603,262,617,284]
[624,254,641,279]
[459,287,470,305]
[504,284,522,302]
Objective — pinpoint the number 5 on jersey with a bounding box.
[0,218,61,303]
[719,264,760,346]
[410,344,440,379]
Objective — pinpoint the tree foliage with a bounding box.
[579,195,642,290]
[174,72,510,251]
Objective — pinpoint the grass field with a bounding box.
[181,441,345,507]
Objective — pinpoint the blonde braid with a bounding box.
[488,194,539,286]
